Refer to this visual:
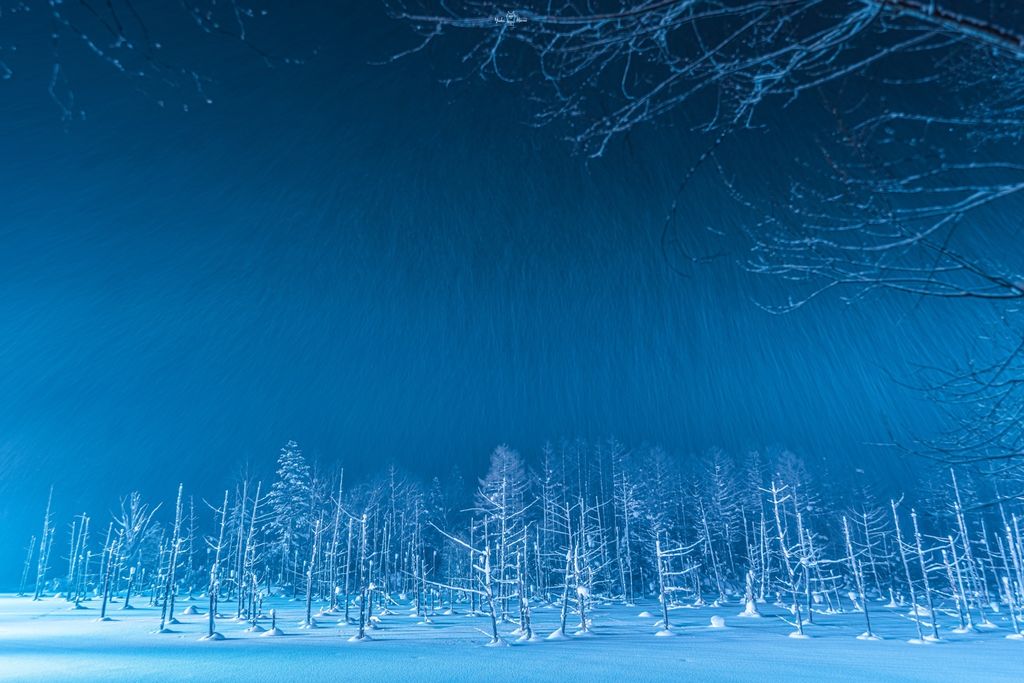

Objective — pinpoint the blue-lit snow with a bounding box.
[1,594,1021,682]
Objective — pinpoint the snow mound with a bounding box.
[856,632,882,641]
[199,632,224,641]
[181,605,201,615]
[655,629,674,637]
[709,615,726,628]
[737,601,762,618]
[261,627,284,637]
[546,628,569,640]
[637,611,654,618]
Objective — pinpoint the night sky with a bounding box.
[0,4,994,585]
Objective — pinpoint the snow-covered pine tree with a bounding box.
[267,441,313,595]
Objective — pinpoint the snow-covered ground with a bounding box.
[1,595,1020,682]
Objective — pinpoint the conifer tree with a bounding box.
[267,441,313,593]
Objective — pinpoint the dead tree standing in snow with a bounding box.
[98,533,120,621]
[205,490,230,639]
[301,517,323,628]
[18,535,36,597]
[429,521,502,645]
[158,484,185,633]
[32,487,54,601]
[910,510,940,641]
[354,513,370,641]
[891,500,925,643]
[768,482,805,637]
[842,516,874,638]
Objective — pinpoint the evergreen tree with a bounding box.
[267,441,313,592]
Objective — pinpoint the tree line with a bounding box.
[17,440,1024,642]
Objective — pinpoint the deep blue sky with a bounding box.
[0,4,986,583]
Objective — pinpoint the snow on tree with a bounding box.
[267,440,313,596]
[21,438,1024,654]
[474,444,531,623]
[202,490,230,641]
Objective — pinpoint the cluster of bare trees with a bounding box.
[386,2,1024,154]
[17,439,1024,642]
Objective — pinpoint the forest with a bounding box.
[15,440,1024,647]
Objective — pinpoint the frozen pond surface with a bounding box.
[1,594,1021,682]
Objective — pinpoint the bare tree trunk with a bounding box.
[656,539,671,632]
[942,547,966,632]
[354,513,369,641]
[892,501,924,642]
[233,480,248,616]
[910,510,940,640]
[948,536,974,631]
[204,490,229,640]
[302,519,321,628]
[770,483,804,636]
[482,544,500,644]
[123,565,137,610]
[343,516,353,625]
[558,543,572,637]
[98,538,117,621]
[516,547,532,639]
[18,535,35,597]
[159,484,185,633]
[842,517,871,637]
[32,487,54,601]
[1003,577,1022,638]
